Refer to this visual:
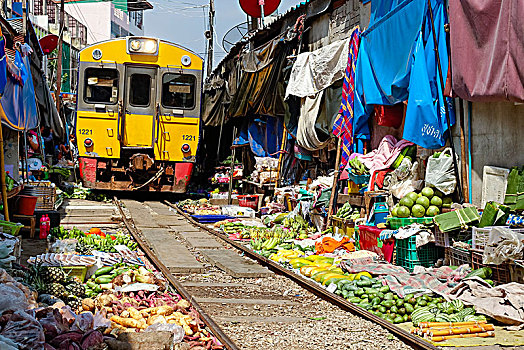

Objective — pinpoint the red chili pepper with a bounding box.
[100,232,106,237]
[110,236,116,240]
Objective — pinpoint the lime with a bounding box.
[411,204,426,218]
[430,196,443,207]
[421,187,434,199]
[406,192,419,203]
[399,197,415,209]
[391,206,399,217]
[426,206,440,217]
[397,206,411,218]
[416,196,430,209]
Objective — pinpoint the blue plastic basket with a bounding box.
[191,215,234,223]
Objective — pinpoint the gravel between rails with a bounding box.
[180,272,414,350]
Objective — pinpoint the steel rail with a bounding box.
[165,200,439,350]
[113,197,240,350]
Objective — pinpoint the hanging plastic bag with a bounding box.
[425,148,457,195]
[388,158,424,199]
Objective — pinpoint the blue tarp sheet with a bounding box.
[353,0,454,149]
[232,116,284,158]
[0,44,39,131]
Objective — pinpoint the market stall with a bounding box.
[0,224,226,349]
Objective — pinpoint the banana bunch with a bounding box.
[348,158,368,175]
[268,249,303,263]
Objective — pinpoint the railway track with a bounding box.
[112,198,436,350]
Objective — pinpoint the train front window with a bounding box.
[84,68,119,104]
[129,73,151,107]
[161,73,195,109]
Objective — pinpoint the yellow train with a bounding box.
[75,37,202,192]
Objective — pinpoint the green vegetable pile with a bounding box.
[348,158,368,175]
[334,203,360,221]
[76,234,137,254]
[334,275,485,325]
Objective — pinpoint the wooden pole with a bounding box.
[327,137,343,225]
[458,98,469,202]
[227,126,237,205]
[54,0,65,113]
[275,128,287,188]
[0,125,9,221]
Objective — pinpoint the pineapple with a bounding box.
[65,281,86,298]
[67,295,82,311]
[44,267,67,284]
[45,283,68,298]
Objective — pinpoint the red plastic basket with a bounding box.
[237,195,259,210]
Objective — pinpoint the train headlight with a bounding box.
[181,144,191,153]
[130,40,142,52]
[84,138,94,149]
[127,37,159,55]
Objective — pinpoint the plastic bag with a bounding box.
[388,158,424,199]
[425,148,457,195]
[145,323,185,343]
[0,283,29,313]
[483,227,524,265]
[50,239,78,254]
[0,310,45,349]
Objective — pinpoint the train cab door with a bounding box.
[122,66,157,147]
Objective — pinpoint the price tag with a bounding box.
[327,283,337,294]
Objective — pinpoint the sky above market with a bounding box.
[145,0,299,66]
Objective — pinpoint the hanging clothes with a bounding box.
[296,81,342,151]
[448,0,524,103]
[285,37,350,99]
[0,44,38,131]
[0,34,7,96]
[352,0,455,149]
[332,26,360,169]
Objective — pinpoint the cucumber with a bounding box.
[356,280,372,287]
[379,286,390,293]
[94,266,114,276]
[95,276,113,284]
[349,297,362,304]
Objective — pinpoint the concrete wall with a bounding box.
[66,2,112,44]
[452,101,524,206]
[308,0,370,50]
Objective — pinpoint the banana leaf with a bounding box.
[434,207,480,233]
[478,202,511,228]
[505,167,524,210]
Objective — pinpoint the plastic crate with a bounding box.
[434,228,450,247]
[395,236,441,272]
[332,217,355,238]
[0,220,24,236]
[509,261,524,283]
[387,217,434,230]
[237,195,259,210]
[445,247,471,266]
[472,226,524,250]
[63,266,88,282]
[24,185,57,211]
[470,249,511,285]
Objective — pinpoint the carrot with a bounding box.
[428,325,495,337]
[430,331,495,342]
[418,321,487,328]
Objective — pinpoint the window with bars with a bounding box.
[47,0,56,23]
[33,0,44,15]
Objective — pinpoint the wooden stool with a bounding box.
[12,214,36,238]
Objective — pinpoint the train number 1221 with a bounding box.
[182,135,196,141]
[79,129,93,135]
